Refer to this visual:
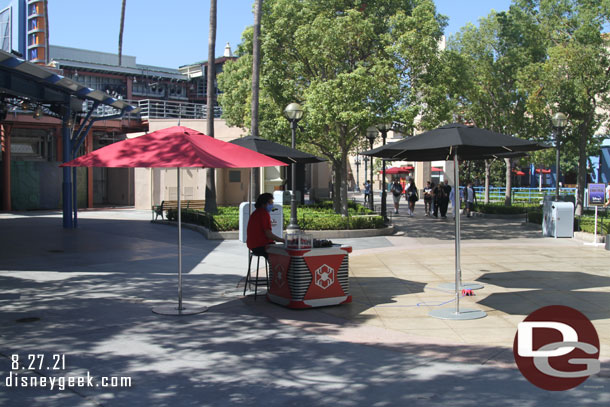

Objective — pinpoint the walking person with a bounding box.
[431,182,439,218]
[439,180,451,219]
[604,183,610,208]
[436,181,450,219]
[405,178,419,217]
[464,182,477,217]
[390,178,403,214]
[423,181,432,216]
[363,180,371,206]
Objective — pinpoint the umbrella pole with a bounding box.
[178,167,183,310]
[454,152,461,313]
[437,155,483,292]
[429,149,486,320]
[152,167,207,316]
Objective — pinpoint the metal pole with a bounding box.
[62,98,73,229]
[355,155,360,193]
[381,131,387,221]
[454,150,461,314]
[369,140,374,211]
[73,167,78,227]
[178,167,183,311]
[287,120,299,231]
[555,128,561,201]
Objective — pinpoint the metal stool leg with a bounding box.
[244,252,253,296]
[265,257,269,290]
[254,255,261,300]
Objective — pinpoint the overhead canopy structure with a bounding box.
[0,49,138,114]
[0,49,139,228]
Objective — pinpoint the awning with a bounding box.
[0,49,138,114]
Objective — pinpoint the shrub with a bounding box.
[165,204,384,231]
[477,203,540,215]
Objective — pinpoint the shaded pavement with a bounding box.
[0,209,609,406]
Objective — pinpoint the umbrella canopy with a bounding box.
[361,123,549,321]
[59,126,287,316]
[535,168,552,174]
[431,167,443,172]
[61,126,287,169]
[383,166,413,174]
[229,135,325,164]
[362,123,547,161]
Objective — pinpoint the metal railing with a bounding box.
[135,99,222,120]
[470,186,577,203]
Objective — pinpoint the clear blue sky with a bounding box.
[48,0,513,68]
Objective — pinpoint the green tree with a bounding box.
[515,0,610,215]
[219,0,446,215]
[448,7,547,205]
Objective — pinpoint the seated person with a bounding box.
[247,193,285,258]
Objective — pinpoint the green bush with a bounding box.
[165,203,384,231]
[577,216,609,235]
[527,210,543,225]
[477,203,540,215]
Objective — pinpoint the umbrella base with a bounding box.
[437,282,483,291]
[429,307,487,320]
[152,303,208,316]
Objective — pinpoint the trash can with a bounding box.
[542,200,574,238]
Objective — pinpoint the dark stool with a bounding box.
[244,251,269,299]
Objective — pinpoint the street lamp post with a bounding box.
[551,112,567,201]
[284,102,304,232]
[366,126,378,211]
[355,155,361,192]
[377,123,392,221]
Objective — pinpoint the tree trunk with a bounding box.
[484,159,491,204]
[205,0,218,213]
[250,0,263,198]
[118,0,126,66]
[340,150,349,216]
[332,161,341,213]
[504,158,512,206]
[575,125,588,216]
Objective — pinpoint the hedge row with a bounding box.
[166,201,383,232]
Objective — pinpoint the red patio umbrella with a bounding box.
[62,126,287,315]
[535,168,552,174]
[513,170,526,176]
[383,165,413,174]
[431,166,443,172]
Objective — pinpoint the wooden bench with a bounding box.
[152,199,206,220]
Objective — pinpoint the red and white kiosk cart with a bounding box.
[266,233,352,309]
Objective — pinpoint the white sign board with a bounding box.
[239,202,284,243]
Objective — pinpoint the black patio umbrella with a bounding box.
[230,135,325,164]
[230,135,326,214]
[362,123,548,320]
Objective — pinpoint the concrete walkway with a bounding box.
[0,209,609,406]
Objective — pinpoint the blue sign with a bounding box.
[588,183,606,206]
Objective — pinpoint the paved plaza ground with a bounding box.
[0,204,609,406]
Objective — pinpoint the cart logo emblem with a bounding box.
[315,264,334,290]
[274,264,286,288]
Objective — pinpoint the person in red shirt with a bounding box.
[247,193,285,258]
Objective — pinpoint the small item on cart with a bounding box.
[313,239,333,248]
[285,231,313,249]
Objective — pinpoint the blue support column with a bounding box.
[62,101,73,228]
